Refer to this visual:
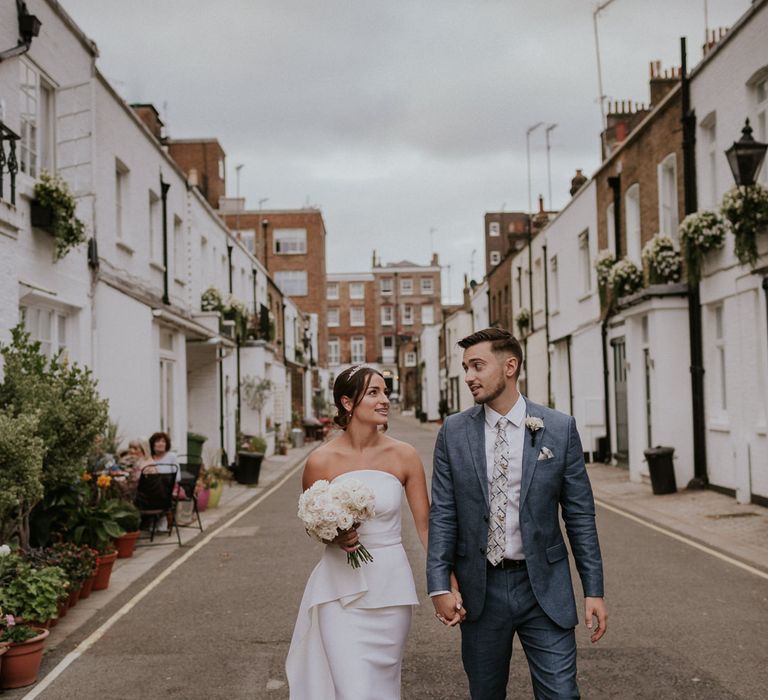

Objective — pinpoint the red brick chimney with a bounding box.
[166,139,227,209]
[131,104,164,141]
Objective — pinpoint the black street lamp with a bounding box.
[725,119,768,188]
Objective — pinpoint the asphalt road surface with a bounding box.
[19,414,768,699]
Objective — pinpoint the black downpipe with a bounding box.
[566,335,574,417]
[543,243,551,406]
[607,175,622,259]
[681,36,708,489]
[235,342,241,442]
[218,345,225,461]
[763,278,768,376]
[227,244,233,294]
[601,319,612,462]
[160,177,171,305]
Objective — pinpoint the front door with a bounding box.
[612,337,629,464]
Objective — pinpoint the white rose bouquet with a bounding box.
[297,478,376,568]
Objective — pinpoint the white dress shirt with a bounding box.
[484,394,526,560]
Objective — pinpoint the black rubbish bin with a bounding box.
[644,446,677,495]
[233,451,264,485]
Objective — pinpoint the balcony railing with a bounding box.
[0,120,20,206]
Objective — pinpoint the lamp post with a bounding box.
[545,123,558,211]
[526,122,543,334]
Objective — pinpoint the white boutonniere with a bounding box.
[525,416,544,446]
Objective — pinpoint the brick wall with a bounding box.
[167,139,226,210]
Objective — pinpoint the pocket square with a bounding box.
[537,447,554,461]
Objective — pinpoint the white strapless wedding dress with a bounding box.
[286,470,419,700]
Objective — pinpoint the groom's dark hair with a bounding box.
[458,327,523,377]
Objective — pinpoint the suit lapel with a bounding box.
[466,406,489,510]
[520,398,544,508]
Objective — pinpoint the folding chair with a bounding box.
[134,464,182,546]
[176,461,204,534]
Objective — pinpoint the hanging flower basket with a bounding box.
[594,249,616,308]
[678,210,728,284]
[515,308,530,335]
[642,235,682,285]
[720,184,768,267]
[608,258,643,300]
[32,171,86,261]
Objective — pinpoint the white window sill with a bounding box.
[708,419,730,433]
[150,261,166,273]
[551,309,560,316]
[578,291,593,303]
[174,277,186,287]
[350,323,365,327]
[116,240,134,255]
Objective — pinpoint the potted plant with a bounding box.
[594,249,617,309]
[678,210,728,284]
[0,557,67,628]
[203,466,232,509]
[641,235,682,285]
[49,543,97,606]
[720,183,768,267]
[31,171,86,261]
[103,499,141,558]
[515,308,530,335]
[608,258,643,300]
[0,616,50,689]
[233,435,266,486]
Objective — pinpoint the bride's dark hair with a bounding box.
[333,365,387,430]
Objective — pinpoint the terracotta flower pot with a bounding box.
[93,551,118,591]
[207,481,224,508]
[78,571,97,599]
[0,627,50,689]
[68,585,82,609]
[115,530,140,559]
[196,486,210,512]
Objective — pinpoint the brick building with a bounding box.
[325,273,377,368]
[166,138,227,210]
[371,254,442,408]
[484,211,529,274]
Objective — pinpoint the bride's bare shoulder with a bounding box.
[382,435,420,462]
[302,441,345,486]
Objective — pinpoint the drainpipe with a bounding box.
[607,175,622,259]
[227,244,233,294]
[566,335,574,416]
[160,176,170,305]
[218,345,225,461]
[543,243,551,406]
[600,318,612,462]
[681,36,708,489]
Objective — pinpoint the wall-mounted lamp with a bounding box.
[725,119,768,187]
[0,1,42,63]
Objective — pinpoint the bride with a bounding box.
[286,365,464,699]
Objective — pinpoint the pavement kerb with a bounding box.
[38,440,320,655]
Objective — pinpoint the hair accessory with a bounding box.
[347,364,367,378]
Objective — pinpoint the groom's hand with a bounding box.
[585,597,607,643]
[432,593,464,627]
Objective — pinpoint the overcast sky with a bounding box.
[61,0,749,302]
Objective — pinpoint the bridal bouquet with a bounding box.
[297,478,376,568]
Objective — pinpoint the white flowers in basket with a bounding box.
[678,210,727,284]
[608,258,643,299]
[594,250,616,289]
[642,235,682,285]
[297,478,376,568]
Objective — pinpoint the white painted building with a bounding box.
[443,307,474,413]
[689,0,768,502]
[469,278,489,331]
[419,322,441,421]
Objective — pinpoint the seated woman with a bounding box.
[149,431,188,502]
[122,438,154,483]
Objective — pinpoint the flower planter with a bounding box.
[78,571,97,599]
[93,551,118,591]
[0,627,50,689]
[0,645,6,679]
[196,486,210,512]
[207,481,224,508]
[68,585,82,609]
[115,530,141,559]
[57,598,69,619]
[30,200,55,232]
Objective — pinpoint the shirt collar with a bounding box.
[484,393,526,429]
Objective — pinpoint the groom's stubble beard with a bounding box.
[473,374,507,405]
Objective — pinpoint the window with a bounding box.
[405,351,417,367]
[658,153,679,239]
[351,336,365,363]
[173,215,184,281]
[713,305,727,412]
[422,304,434,325]
[21,305,68,360]
[534,258,543,312]
[19,61,54,177]
[490,251,501,266]
[606,202,616,254]
[274,271,308,296]
[402,304,413,325]
[273,228,307,254]
[578,230,592,294]
[754,76,767,184]
[700,112,718,208]
[550,255,559,313]
[328,308,340,327]
[350,306,365,326]
[328,338,340,365]
[159,358,174,435]
[380,278,393,295]
[489,221,500,237]
[381,305,393,325]
[350,282,364,299]
[382,335,395,359]
[327,282,339,300]
[625,184,641,263]
[420,277,434,295]
[149,190,161,263]
[115,160,128,241]
[240,229,256,255]
[400,277,413,295]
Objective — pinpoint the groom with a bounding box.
[427,328,606,699]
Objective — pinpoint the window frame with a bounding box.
[326,282,340,300]
[273,228,307,255]
[349,282,365,299]
[657,153,679,240]
[350,306,365,327]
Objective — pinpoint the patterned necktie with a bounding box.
[487,416,509,565]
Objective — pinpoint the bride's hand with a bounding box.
[330,526,359,552]
[450,572,466,621]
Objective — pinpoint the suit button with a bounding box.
[483,515,488,523]
[479,547,486,555]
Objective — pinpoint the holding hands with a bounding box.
[432,573,466,627]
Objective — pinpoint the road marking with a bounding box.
[21,459,307,700]
[595,498,768,581]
